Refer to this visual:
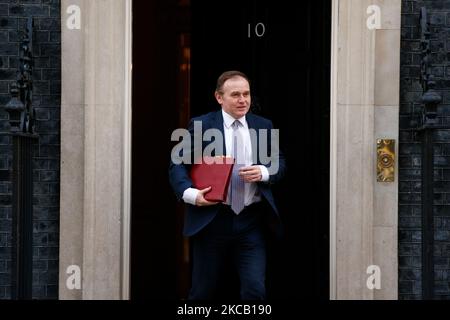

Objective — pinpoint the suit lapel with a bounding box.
[246,113,260,165]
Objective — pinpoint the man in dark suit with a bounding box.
[169,70,286,300]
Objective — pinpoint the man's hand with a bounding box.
[195,186,219,206]
[239,166,262,183]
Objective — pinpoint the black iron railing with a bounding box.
[2,17,38,300]
[417,7,443,300]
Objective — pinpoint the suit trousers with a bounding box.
[188,202,267,300]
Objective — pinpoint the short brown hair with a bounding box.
[215,70,250,93]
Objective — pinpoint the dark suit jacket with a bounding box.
[169,110,286,237]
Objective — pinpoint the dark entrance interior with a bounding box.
[131,0,331,299]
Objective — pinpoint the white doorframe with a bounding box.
[121,0,133,300]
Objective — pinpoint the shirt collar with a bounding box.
[222,109,247,129]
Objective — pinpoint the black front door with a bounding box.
[131,0,330,299]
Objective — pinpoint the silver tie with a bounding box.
[230,120,245,214]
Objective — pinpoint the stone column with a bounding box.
[59,0,132,299]
[331,0,400,299]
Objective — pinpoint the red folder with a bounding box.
[190,156,234,202]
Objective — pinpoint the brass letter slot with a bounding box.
[377,139,395,182]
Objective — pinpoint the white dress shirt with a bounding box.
[182,109,269,205]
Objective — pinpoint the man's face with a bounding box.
[215,76,251,119]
